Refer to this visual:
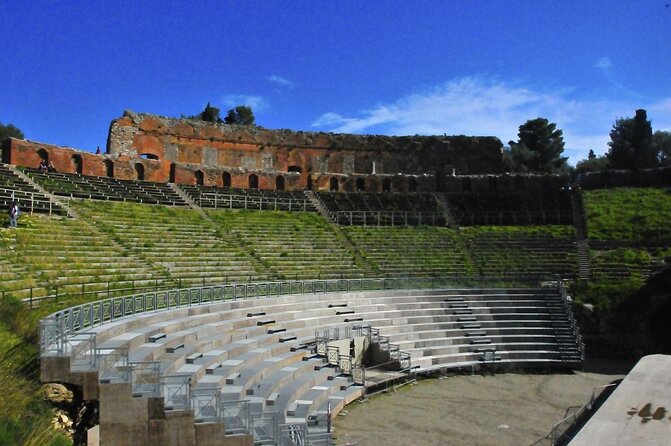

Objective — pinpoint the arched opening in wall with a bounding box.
[382,178,391,192]
[37,149,49,163]
[330,177,339,191]
[195,170,205,186]
[288,165,303,174]
[249,174,258,189]
[408,178,418,192]
[307,175,313,190]
[223,172,232,188]
[135,163,145,181]
[356,178,366,192]
[169,163,176,183]
[104,160,114,178]
[140,153,159,160]
[72,155,83,174]
[275,175,285,191]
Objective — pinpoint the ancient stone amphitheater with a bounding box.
[1,149,667,445]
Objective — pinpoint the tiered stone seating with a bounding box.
[445,191,574,226]
[42,287,581,445]
[24,168,188,206]
[207,209,372,280]
[181,185,317,212]
[317,192,445,225]
[461,226,578,279]
[0,214,161,301]
[72,200,270,286]
[344,226,474,277]
[0,164,65,215]
[372,289,583,370]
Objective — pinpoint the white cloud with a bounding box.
[221,94,268,111]
[266,75,294,88]
[311,75,671,164]
[594,57,612,69]
[311,112,352,127]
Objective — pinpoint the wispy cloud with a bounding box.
[594,56,612,69]
[311,75,671,164]
[221,94,268,111]
[266,75,294,88]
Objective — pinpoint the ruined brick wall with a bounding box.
[106,110,504,191]
[3,138,109,177]
[2,110,505,191]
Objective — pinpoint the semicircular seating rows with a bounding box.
[41,285,583,446]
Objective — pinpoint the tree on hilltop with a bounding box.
[224,105,255,125]
[183,103,255,126]
[0,122,25,141]
[507,118,569,173]
[575,149,610,174]
[199,102,221,123]
[607,109,656,170]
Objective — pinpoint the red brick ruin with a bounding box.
[2,110,505,192]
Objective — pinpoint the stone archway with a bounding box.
[249,174,258,189]
[135,163,145,181]
[275,175,285,191]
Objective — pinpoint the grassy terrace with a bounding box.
[460,225,577,278]
[344,226,474,277]
[207,209,371,279]
[72,200,270,287]
[583,188,671,285]
[584,187,671,242]
[0,213,159,304]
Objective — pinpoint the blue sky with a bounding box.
[1,1,669,164]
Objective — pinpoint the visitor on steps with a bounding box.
[8,201,19,228]
[39,160,48,173]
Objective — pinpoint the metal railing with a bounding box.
[333,211,446,226]
[557,280,585,363]
[545,383,618,445]
[197,191,313,212]
[43,276,541,355]
[0,185,59,215]
[454,210,574,226]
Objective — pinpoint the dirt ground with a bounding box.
[332,359,633,446]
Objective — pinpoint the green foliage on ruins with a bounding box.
[199,102,221,123]
[182,103,255,125]
[224,105,255,125]
[0,121,25,141]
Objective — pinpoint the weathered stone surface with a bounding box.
[43,382,74,404]
[2,109,508,191]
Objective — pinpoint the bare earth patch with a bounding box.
[333,361,630,446]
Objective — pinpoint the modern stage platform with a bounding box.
[569,354,671,446]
